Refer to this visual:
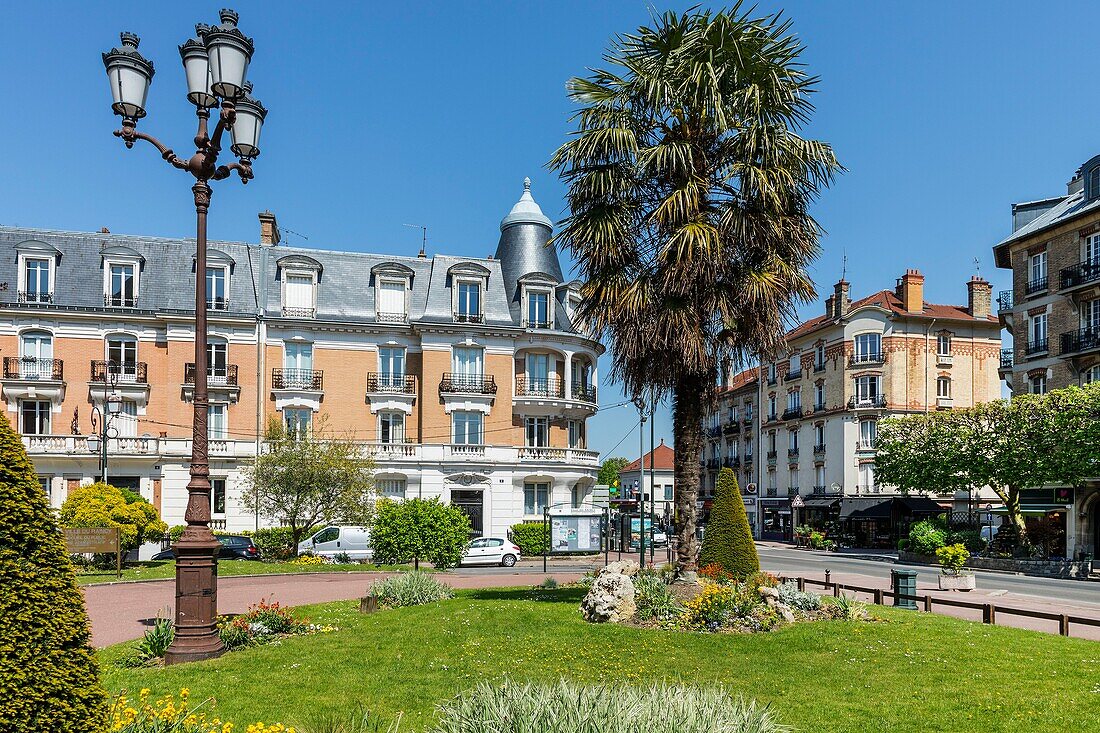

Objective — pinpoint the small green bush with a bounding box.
[697,468,759,577]
[907,520,947,555]
[778,581,821,612]
[429,680,785,733]
[59,482,167,554]
[936,543,970,575]
[136,617,174,660]
[0,413,106,730]
[371,498,470,569]
[510,522,549,556]
[368,571,454,608]
[947,529,985,552]
[540,577,559,589]
[248,524,323,559]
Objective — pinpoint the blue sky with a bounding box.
[2,1,1096,461]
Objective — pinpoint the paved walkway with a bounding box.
[83,570,583,648]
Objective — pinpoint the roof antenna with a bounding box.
[973,257,981,277]
[841,250,847,282]
[403,223,427,258]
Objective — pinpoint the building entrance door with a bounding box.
[450,489,484,537]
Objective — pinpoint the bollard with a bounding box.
[797,577,805,592]
[874,589,884,605]
[923,595,933,613]
[825,568,831,585]
[359,596,378,614]
[1060,614,1070,636]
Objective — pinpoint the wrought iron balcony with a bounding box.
[812,485,830,495]
[571,382,598,403]
[765,487,778,497]
[743,454,754,465]
[366,372,416,394]
[787,448,799,459]
[742,413,754,425]
[849,352,885,367]
[17,291,52,304]
[766,450,778,461]
[782,406,803,420]
[1060,260,1100,290]
[185,363,238,386]
[813,402,826,413]
[813,362,826,373]
[522,318,552,329]
[272,368,323,390]
[1024,276,1048,296]
[707,425,724,438]
[104,294,138,308]
[452,311,484,324]
[723,457,740,469]
[516,374,564,398]
[91,360,147,384]
[3,356,63,381]
[788,487,800,497]
[723,420,741,435]
[208,297,230,311]
[707,458,721,469]
[1024,338,1048,356]
[785,369,802,382]
[997,290,1013,312]
[376,311,408,324]
[1061,327,1100,356]
[440,372,497,395]
[999,349,1013,369]
[281,306,315,318]
[813,443,826,456]
[766,374,777,386]
[766,412,778,423]
[847,394,887,409]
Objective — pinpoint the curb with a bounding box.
[80,570,401,588]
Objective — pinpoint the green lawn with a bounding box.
[99,587,1100,733]
[77,559,409,585]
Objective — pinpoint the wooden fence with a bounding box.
[779,575,1100,638]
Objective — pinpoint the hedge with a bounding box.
[510,522,549,556]
[698,468,759,578]
[0,415,106,730]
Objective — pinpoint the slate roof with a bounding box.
[993,185,1100,267]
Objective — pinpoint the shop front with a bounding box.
[760,498,792,541]
[838,495,942,548]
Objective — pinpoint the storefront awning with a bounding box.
[897,495,945,514]
[803,497,841,509]
[840,497,893,520]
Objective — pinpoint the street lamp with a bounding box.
[87,381,123,484]
[102,8,267,665]
[633,395,647,568]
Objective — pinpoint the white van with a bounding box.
[297,525,372,560]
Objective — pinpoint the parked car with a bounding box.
[461,537,521,567]
[297,525,372,560]
[152,534,260,561]
[651,529,669,548]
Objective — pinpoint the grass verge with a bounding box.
[99,586,1100,732]
[77,559,410,585]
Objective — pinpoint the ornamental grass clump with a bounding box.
[368,571,454,608]
[429,679,787,733]
[633,571,682,623]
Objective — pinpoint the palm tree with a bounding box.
[550,5,839,576]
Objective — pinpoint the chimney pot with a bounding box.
[967,275,992,319]
[898,269,925,313]
[258,210,280,246]
[831,280,850,319]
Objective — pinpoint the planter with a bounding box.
[938,573,976,591]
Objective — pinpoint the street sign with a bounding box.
[64,527,121,578]
[791,495,805,508]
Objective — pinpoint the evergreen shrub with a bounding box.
[697,468,759,578]
[510,522,549,556]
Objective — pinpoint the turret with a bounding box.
[494,178,564,322]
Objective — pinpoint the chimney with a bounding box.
[830,280,850,319]
[1068,168,1084,195]
[896,269,924,313]
[967,275,992,318]
[258,210,280,246]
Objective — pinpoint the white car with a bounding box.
[462,537,521,567]
[297,525,372,560]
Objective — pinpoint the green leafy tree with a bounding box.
[242,416,375,548]
[598,457,630,488]
[698,468,759,577]
[371,498,471,569]
[550,7,838,574]
[59,481,167,554]
[0,416,105,730]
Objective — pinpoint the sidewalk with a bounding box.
[755,540,899,562]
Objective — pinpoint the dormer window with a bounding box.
[526,290,551,328]
[21,258,52,304]
[377,279,407,323]
[106,262,138,308]
[283,272,316,318]
[206,265,229,310]
[1086,157,1100,202]
[455,280,482,323]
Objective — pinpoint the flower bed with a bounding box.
[107,688,295,732]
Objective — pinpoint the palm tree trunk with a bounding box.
[673,371,707,576]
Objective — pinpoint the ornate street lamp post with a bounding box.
[102,9,268,664]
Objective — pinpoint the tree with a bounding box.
[242,416,375,548]
[598,457,630,487]
[59,482,167,554]
[0,416,105,731]
[551,7,838,575]
[371,498,471,569]
[698,468,759,577]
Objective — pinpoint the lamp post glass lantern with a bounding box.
[102,8,267,665]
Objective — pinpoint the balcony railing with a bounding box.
[766,412,778,423]
[858,439,876,451]
[1061,327,1100,356]
[1024,276,1048,296]
[765,487,778,497]
[847,394,887,409]
[812,485,830,495]
[1061,260,1100,290]
[453,311,484,324]
[17,291,52,304]
[208,297,230,311]
[572,383,598,403]
[742,413,754,425]
[281,306,315,318]
[813,402,826,413]
[91,360,147,384]
[184,363,238,386]
[1024,338,1048,356]
[813,443,826,456]
[723,420,741,435]
[766,375,777,386]
[766,450,778,461]
[999,349,1013,369]
[784,369,802,382]
[723,457,740,469]
[4,357,63,381]
[272,368,323,390]
[516,375,564,398]
[376,311,408,324]
[997,290,1013,312]
[813,362,826,373]
[707,458,721,469]
[782,406,803,420]
[787,448,799,459]
[364,442,419,459]
[104,294,139,308]
[707,425,724,439]
[366,372,416,394]
[849,352,885,367]
[743,454,754,465]
[788,487,800,497]
[439,373,497,395]
[522,318,552,329]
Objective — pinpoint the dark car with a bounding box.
[152,534,261,561]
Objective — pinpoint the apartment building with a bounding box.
[993,156,1100,560]
[2,179,602,536]
[703,367,759,535]
[704,270,1003,542]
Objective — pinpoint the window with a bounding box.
[1084,365,1100,384]
[1086,233,1100,265]
[1029,313,1048,350]
[284,407,312,438]
[664,484,674,501]
[937,334,951,356]
[937,377,951,399]
[106,337,139,381]
[19,331,54,379]
[788,353,800,374]
[744,403,753,421]
[452,346,483,376]
[768,431,777,452]
[788,429,799,452]
[377,279,406,320]
[787,391,801,411]
[115,400,138,437]
[38,476,51,501]
[106,263,137,307]
[567,420,585,449]
[23,257,51,302]
[378,412,405,444]
[210,478,226,515]
[527,291,550,328]
[1029,374,1047,395]
[208,403,227,440]
[378,479,406,499]
[814,343,826,369]
[1029,251,1047,285]
[767,363,776,382]
[284,273,315,316]
[379,347,405,388]
[853,333,882,362]
[20,400,51,435]
[744,438,752,458]
[283,342,315,388]
[524,482,549,515]
[859,419,877,449]
[813,382,825,409]
[815,465,826,490]
[525,417,549,447]
[314,527,339,544]
[1083,298,1100,331]
[854,375,880,404]
[207,266,228,310]
[814,423,824,448]
[788,468,798,492]
[767,469,776,489]
[859,463,876,491]
[455,281,481,322]
[452,411,483,444]
[526,353,550,392]
[208,341,229,383]
[767,394,777,418]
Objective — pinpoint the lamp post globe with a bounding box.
[102,32,155,120]
[230,82,267,160]
[179,36,217,109]
[202,9,254,100]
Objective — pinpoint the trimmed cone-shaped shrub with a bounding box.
[698,468,759,578]
[0,418,105,730]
